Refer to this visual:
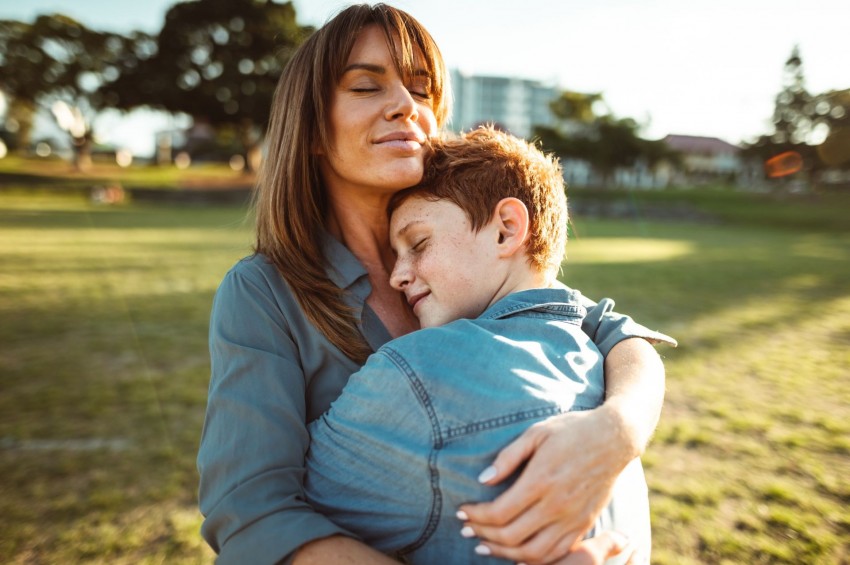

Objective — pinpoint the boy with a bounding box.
[305,127,674,564]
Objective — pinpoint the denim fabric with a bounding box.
[199,236,673,564]
[305,288,651,564]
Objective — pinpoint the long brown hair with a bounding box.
[254,4,449,363]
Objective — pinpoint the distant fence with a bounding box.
[126,186,253,205]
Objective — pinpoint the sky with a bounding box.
[1,0,848,157]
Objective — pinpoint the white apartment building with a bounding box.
[448,69,559,138]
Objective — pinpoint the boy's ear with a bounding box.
[493,197,530,258]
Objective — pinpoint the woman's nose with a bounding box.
[384,83,419,122]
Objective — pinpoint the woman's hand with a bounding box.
[550,531,646,565]
[457,407,636,564]
[293,535,399,564]
[457,338,664,564]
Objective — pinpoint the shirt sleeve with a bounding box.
[197,262,350,565]
[578,294,677,358]
[305,349,433,553]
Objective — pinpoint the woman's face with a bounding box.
[319,25,438,198]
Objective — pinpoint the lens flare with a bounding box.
[764,151,803,178]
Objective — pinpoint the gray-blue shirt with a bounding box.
[197,234,675,564]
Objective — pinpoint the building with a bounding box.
[658,134,758,186]
[449,71,762,188]
[448,69,559,138]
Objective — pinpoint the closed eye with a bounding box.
[408,73,433,100]
[409,89,431,100]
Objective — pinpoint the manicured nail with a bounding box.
[456,510,469,521]
[460,526,475,538]
[478,465,498,483]
[474,544,491,556]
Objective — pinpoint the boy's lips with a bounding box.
[406,290,430,312]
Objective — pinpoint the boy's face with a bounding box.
[389,196,501,328]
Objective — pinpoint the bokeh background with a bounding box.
[1,1,848,563]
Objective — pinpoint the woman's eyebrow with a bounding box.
[342,64,431,79]
[342,63,386,75]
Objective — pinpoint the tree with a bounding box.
[772,45,814,146]
[589,117,665,185]
[814,88,850,168]
[534,90,673,187]
[0,15,135,170]
[741,46,825,184]
[548,90,606,125]
[101,0,312,172]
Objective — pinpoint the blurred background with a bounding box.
[1,1,848,563]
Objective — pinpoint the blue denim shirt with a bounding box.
[305,287,651,564]
[199,240,674,564]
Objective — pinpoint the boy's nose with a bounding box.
[389,261,411,291]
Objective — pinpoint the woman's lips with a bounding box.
[375,131,427,144]
[375,131,426,152]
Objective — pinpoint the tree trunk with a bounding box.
[239,119,261,174]
[73,135,93,172]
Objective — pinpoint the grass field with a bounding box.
[1,186,848,564]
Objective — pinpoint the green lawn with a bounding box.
[1,189,848,563]
[0,154,253,190]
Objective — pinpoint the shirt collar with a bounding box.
[321,230,369,295]
[478,288,586,321]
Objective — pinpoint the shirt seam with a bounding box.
[381,348,444,554]
[443,405,596,440]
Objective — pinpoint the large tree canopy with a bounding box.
[100,0,312,169]
[742,46,850,182]
[0,14,136,169]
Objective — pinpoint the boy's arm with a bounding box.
[304,347,434,557]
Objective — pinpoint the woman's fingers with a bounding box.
[460,502,554,550]
[457,412,628,563]
[477,421,546,486]
[470,521,584,565]
[457,482,537,529]
[546,531,632,565]
[458,424,551,526]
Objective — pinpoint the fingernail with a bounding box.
[477,465,497,483]
[474,544,491,556]
[460,526,475,538]
[456,510,469,521]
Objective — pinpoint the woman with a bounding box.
[197,4,668,565]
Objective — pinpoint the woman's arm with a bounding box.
[198,259,383,564]
[293,536,398,564]
[457,336,666,565]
